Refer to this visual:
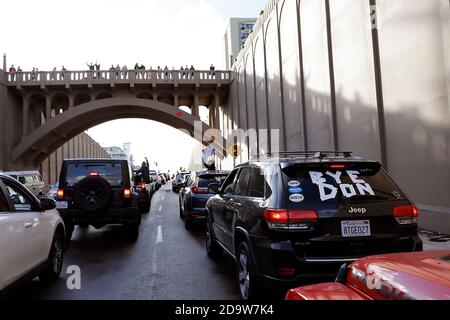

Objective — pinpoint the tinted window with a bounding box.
[176,173,188,182]
[246,167,271,198]
[18,176,26,184]
[4,182,33,211]
[282,162,406,205]
[234,168,251,196]
[221,169,239,194]
[198,174,229,188]
[65,162,123,187]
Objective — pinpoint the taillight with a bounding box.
[393,205,419,225]
[138,183,146,189]
[330,164,346,169]
[264,209,318,231]
[191,177,208,194]
[57,189,64,200]
[90,172,99,176]
[123,188,132,199]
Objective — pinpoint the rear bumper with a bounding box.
[249,234,423,289]
[185,208,207,222]
[59,207,140,225]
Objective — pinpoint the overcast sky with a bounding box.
[0,0,267,172]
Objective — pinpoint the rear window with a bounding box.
[149,170,157,176]
[198,174,229,188]
[64,162,124,187]
[176,173,188,182]
[282,162,406,205]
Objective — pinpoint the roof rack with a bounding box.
[250,151,353,160]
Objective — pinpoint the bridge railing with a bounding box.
[6,69,232,86]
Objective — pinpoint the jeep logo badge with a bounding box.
[348,207,367,214]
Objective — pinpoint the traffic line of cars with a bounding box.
[176,151,450,300]
[0,158,165,294]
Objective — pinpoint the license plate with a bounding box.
[56,201,68,209]
[341,220,371,237]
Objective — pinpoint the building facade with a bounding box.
[224,18,257,70]
[219,0,450,228]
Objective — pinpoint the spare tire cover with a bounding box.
[73,176,113,212]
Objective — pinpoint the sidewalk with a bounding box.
[418,209,450,235]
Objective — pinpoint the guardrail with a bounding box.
[6,69,232,86]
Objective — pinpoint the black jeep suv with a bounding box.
[56,159,141,241]
[205,151,423,300]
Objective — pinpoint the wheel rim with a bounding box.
[238,250,250,299]
[52,239,64,273]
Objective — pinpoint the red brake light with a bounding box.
[57,189,64,200]
[138,183,146,189]
[289,210,319,221]
[264,209,289,222]
[90,172,99,176]
[191,177,208,194]
[393,205,419,217]
[330,164,346,169]
[123,188,132,199]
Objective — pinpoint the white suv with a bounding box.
[0,173,66,293]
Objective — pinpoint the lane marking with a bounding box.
[158,204,162,212]
[156,225,163,243]
[161,194,165,201]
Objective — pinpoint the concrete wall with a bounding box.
[39,132,110,187]
[226,0,450,214]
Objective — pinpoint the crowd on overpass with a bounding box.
[7,63,217,81]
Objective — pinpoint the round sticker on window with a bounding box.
[289,194,304,203]
[288,187,303,194]
[288,180,300,187]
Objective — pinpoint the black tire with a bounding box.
[236,241,259,300]
[125,220,140,242]
[73,176,113,212]
[184,214,193,230]
[179,200,184,219]
[65,223,74,242]
[39,231,65,283]
[205,220,222,259]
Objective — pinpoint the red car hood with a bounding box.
[347,250,450,300]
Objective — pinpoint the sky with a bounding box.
[0,0,268,172]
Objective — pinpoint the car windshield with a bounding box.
[176,173,188,182]
[282,162,406,205]
[65,162,123,187]
[198,174,229,188]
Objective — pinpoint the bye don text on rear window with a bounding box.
[282,162,406,204]
[64,162,123,187]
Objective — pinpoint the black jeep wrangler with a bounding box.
[56,159,141,241]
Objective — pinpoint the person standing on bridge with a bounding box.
[116,64,120,78]
[95,63,101,79]
[190,65,195,79]
[122,65,128,80]
[61,65,67,80]
[209,64,215,79]
[9,65,16,81]
[164,66,169,80]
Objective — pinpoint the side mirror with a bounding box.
[208,182,220,194]
[41,197,56,211]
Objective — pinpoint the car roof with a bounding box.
[196,170,230,176]
[240,151,379,168]
[2,170,41,175]
[64,158,128,162]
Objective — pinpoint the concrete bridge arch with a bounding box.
[12,97,227,168]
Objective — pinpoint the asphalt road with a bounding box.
[4,183,449,299]
[8,183,240,300]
